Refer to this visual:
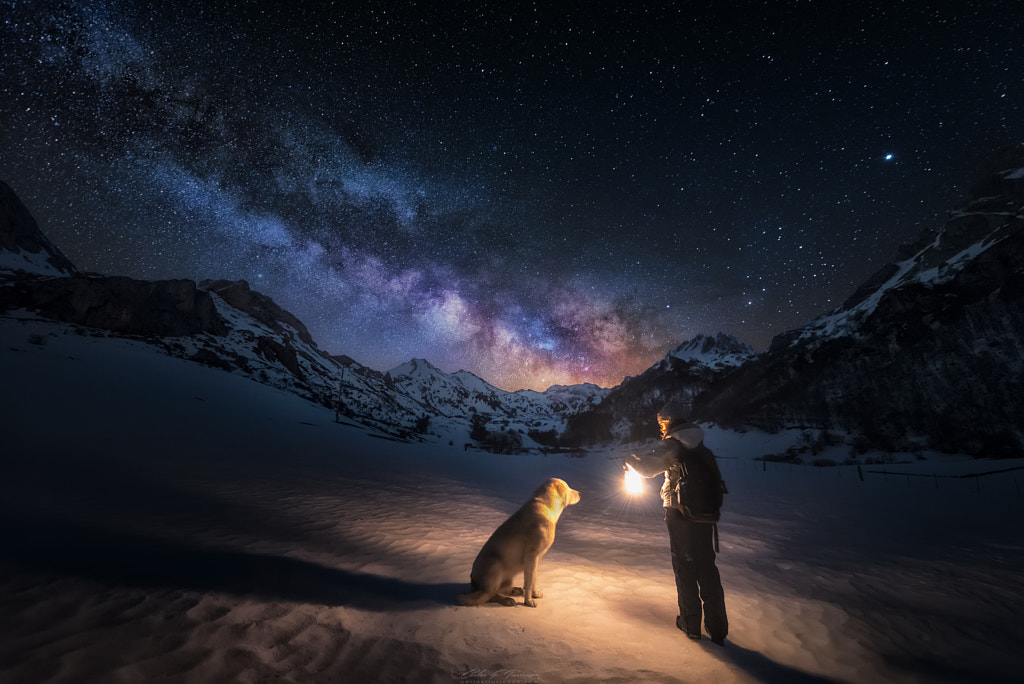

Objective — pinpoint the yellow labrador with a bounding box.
[458,478,580,607]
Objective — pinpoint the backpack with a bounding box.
[675,443,727,524]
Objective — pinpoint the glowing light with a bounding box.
[624,463,644,495]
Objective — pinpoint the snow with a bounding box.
[384,356,606,444]
[2,317,1023,683]
[789,212,1018,348]
[0,248,66,277]
[661,334,754,369]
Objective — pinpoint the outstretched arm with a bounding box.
[625,440,677,477]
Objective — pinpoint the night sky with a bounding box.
[2,1,1021,390]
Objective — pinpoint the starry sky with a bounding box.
[2,1,1021,391]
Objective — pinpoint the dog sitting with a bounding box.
[458,478,580,607]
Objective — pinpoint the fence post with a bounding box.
[857,465,864,482]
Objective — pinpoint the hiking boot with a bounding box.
[676,616,701,640]
[710,635,726,646]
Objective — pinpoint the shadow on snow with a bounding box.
[0,513,464,611]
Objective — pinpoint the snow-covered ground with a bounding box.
[2,317,1022,683]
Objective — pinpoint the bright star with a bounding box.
[884,153,894,161]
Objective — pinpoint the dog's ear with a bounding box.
[535,478,559,503]
[551,478,572,506]
[534,479,556,501]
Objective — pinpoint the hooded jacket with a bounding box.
[659,421,706,508]
[618,421,716,507]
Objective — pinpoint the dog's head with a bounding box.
[536,478,581,510]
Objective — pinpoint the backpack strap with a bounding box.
[713,523,719,553]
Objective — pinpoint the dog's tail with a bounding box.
[457,590,491,606]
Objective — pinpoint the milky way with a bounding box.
[2,0,1021,389]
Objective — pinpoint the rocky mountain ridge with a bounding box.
[562,333,755,444]
[6,143,1024,458]
[0,180,605,448]
[571,149,1024,456]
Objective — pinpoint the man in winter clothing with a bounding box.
[626,402,729,645]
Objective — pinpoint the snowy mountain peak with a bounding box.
[389,357,444,379]
[662,333,754,369]
[389,358,496,393]
[517,382,610,406]
[451,369,496,393]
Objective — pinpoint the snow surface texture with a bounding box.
[2,319,1023,683]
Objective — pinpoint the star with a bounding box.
[1,1,1020,391]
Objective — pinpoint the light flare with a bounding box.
[624,463,644,496]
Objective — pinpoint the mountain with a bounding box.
[565,147,1024,456]
[0,181,76,276]
[386,357,607,446]
[562,333,755,444]
[7,144,1024,459]
[658,333,754,370]
[695,150,1024,456]
[0,180,600,449]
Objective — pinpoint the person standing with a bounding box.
[627,401,728,644]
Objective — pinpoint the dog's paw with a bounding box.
[507,587,525,597]
[523,597,538,607]
[531,589,544,599]
[497,596,517,607]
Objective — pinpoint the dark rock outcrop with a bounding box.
[0,179,225,337]
[199,279,316,346]
[0,180,77,275]
[0,274,228,337]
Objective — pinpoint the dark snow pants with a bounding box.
[665,507,728,640]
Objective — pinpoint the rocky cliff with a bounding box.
[0,181,76,276]
[695,151,1024,455]
[562,149,1024,457]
